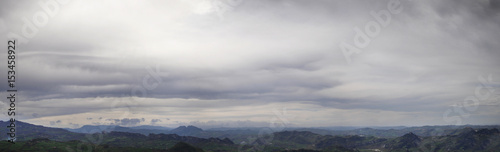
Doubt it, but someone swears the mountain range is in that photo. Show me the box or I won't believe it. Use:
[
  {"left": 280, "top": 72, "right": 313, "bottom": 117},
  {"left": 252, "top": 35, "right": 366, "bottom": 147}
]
[{"left": 1, "top": 121, "right": 500, "bottom": 151}]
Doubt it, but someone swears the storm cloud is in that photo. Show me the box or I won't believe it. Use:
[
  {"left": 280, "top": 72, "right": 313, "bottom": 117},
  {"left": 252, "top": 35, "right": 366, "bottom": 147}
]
[{"left": 0, "top": 0, "right": 499, "bottom": 128}]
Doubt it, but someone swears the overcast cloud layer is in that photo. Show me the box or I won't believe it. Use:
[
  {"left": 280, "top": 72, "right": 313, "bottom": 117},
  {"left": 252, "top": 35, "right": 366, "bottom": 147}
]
[{"left": 1, "top": 0, "right": 500, "bottom": 128}]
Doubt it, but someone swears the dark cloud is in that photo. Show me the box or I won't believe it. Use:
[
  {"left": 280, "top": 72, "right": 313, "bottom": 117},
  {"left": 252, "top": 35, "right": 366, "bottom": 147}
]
[
  {"left": 151, "top": 119, "right": 162, "bottom": 125},
  {"left": 105, "top": 118, "right": 145, "bottom": 126},
  {"left": 0, "top": 0, "right": 498, "bottom": 127},
  {"left": 50, "top": 120, "right": 62, "bottom": 126}
]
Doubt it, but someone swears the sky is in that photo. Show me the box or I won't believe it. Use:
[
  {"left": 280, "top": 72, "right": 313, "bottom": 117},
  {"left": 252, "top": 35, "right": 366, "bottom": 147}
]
[{"left": 0, "top": 0, "right": 499, "bottom": 129}]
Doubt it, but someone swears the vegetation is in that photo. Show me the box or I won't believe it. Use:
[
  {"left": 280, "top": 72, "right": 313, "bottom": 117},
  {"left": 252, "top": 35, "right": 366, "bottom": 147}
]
[{"left": 1, "top": 121, "right": 499, "bottom": 151}]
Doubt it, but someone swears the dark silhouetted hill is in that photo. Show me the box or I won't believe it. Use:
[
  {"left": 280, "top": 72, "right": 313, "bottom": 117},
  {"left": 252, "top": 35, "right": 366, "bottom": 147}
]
[
  {"left": 0, "top": 120, "right": 84, "bottom": 141},
  {"left": 169, "top": 125, "right": 203, "bottom": 136},
  {"left": 166, "top": 142, "right": 204, "bottom": 152}
]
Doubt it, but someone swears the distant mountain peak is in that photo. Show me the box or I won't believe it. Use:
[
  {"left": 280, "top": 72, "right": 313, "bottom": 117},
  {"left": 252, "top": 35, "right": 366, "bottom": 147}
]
[
  {"left": 169, "top": 125, "right": 203, "bottom": 136},
  {"left": 401, "top": 132, "right": 420, "bottom": 141},
  {"left": 385, "top": 132, "right": 422, "bottom": 149},
  {"left": 402, "top": 132, "right": 418, "bottom": 137},
  {"left": 173, "top": 125, "right": 203, "bottom": 131}
]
